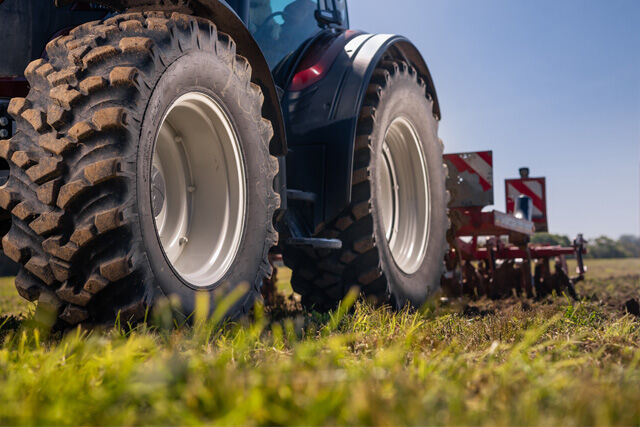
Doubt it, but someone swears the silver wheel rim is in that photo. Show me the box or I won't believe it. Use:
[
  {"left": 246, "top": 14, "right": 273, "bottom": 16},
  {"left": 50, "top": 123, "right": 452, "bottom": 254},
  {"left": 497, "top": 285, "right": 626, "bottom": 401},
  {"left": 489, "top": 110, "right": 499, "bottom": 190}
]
[
  {"left": 377, "top": 117, "right": 430, "bottom": 274},
  {"left": 152, "top": 92, "right": 246, "bottom": 287}
]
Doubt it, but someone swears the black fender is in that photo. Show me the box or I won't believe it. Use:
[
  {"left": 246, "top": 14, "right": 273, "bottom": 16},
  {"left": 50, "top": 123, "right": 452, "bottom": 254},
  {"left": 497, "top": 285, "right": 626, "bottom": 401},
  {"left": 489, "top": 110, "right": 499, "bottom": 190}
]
[
  {"left": 87, "top": 0, "right": 287, "bottom": 155},
  {"left": 283, "top": 31, "right": 440, "bottom": 229}
]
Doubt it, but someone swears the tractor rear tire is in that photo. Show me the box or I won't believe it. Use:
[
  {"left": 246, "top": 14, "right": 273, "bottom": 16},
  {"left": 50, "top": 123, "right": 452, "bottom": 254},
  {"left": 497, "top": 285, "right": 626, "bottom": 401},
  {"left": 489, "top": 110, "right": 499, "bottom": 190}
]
[
  {"left": 284, "top": 62, "right": 448, "bottom": 311},
  {"left": 1, "top": 12, "right": 278, "bottom": 327}
]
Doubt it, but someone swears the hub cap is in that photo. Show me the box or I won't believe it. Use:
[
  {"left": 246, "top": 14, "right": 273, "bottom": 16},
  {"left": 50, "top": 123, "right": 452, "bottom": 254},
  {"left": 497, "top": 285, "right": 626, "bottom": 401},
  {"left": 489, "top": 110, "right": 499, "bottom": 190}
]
[
  {"left": 377, "top": 117, "right": 430, "bottom": 274},
  {"left": 152, "top": 92, "right": 246, "bottom": 287}
]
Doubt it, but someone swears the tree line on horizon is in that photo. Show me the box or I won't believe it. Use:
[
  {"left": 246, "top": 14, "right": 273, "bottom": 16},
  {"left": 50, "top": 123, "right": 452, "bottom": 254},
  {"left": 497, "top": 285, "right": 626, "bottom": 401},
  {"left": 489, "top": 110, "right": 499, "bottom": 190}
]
[{"left": 531, "top": 233, "right": 640, "bottom": 259}]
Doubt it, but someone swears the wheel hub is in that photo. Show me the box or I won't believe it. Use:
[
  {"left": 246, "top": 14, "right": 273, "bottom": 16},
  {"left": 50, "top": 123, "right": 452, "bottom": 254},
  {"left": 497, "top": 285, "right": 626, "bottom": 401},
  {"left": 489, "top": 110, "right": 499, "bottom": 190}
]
[
  {"left": 377, "top": 117, "right": 430, "bottom": 275},
  {"left": 152, "top": 92, "right": 246, "bottom": 287},
  {"left": 151, "top": 165, "right": 166, "bottom": 218}
]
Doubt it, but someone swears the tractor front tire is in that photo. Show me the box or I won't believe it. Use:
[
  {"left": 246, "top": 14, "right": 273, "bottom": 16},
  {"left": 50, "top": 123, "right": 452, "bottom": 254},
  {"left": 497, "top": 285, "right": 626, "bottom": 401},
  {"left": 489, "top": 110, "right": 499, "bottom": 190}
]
[
  {"left": 1, "top": 12, "right": 278, "bottom": 327},
  {"left": 284, "top": 62, "right": 448, "bottom": 311}
]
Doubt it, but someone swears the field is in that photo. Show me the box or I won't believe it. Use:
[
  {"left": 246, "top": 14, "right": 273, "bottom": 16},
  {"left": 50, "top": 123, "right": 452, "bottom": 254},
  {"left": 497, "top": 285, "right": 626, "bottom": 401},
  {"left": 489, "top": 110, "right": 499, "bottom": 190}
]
[{"left": 0, "top": 258, "right": 639, "bottom": 425}]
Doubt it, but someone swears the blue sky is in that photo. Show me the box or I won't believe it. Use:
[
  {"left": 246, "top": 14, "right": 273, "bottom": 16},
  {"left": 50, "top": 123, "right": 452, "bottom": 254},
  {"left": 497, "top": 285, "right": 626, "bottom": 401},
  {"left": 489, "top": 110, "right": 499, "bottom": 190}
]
[{"left": 350, "top": 0, "right": 640, "bottom": 239}]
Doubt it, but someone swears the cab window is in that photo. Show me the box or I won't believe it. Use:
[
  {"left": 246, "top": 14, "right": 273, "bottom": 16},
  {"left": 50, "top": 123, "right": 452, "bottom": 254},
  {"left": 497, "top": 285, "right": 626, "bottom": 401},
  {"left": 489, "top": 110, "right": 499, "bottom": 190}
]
[{"left": 249, "top": 0, "right": 322, "bottom": 69}]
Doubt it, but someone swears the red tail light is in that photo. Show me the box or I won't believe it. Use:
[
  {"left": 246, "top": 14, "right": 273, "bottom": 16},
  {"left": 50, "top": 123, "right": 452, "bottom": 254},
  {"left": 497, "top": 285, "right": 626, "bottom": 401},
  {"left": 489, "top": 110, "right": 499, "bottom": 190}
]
[
  {"left": 290, "top": 65, "right": 325, "bottom": 91},
  {"left": 288, "top": 31, "right": 361, "bottom": 92}
]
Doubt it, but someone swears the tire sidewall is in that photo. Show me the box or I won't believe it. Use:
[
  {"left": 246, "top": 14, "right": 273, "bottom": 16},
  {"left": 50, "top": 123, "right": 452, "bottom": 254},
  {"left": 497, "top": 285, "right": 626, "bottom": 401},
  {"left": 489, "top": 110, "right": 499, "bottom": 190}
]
[
  {"left": 137, "top": 50, "right": 272, "bottom": 314},
  {"left": 368, "top": 76, "right": 447, "bottom": 305}
]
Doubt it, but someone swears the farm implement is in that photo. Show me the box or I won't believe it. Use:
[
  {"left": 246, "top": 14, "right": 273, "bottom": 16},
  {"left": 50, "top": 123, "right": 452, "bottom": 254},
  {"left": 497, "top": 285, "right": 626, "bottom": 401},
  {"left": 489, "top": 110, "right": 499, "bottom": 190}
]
[{"left": 442, "top": 151, "right": 586, "bottom": 300}]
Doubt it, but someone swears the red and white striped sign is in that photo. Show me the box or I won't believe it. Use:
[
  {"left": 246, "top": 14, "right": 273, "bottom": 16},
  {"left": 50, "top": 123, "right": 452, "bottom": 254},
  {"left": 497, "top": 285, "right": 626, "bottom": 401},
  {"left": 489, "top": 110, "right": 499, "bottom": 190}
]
[
  {"left": 444, "top": 151, "right": 494, "bottom": 208},
  {"left": 505, "top": 177, "right": 548, "bottom": 232},
  {"left": 445, "top": 151, "right": 493, "bottom": 191}
]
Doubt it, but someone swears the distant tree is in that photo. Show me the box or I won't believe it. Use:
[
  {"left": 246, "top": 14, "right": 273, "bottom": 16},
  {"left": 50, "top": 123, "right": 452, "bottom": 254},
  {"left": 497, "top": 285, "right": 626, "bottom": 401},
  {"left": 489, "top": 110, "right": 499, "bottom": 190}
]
[
  {"left": 531, "top": 233, "right": 639, "bottom": 259},
  {"left": 618, "top": 235, "right": 640, "bottom": 258},
  {"left": 531, "top": 233, "right": 571, "bottom": 247},
  {"left": 587, "top": 236, "right": 633, "bottom": 259}
]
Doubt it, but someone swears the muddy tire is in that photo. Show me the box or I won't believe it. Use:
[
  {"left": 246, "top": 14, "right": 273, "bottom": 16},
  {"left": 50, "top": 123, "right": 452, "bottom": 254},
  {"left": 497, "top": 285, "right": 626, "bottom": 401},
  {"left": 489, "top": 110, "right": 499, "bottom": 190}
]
[
  {"left": 1, "top": 12, "right": 278, "bottom": 327},
  {"left": 284, "top": 62, "right": 448, "bottom": 311}
]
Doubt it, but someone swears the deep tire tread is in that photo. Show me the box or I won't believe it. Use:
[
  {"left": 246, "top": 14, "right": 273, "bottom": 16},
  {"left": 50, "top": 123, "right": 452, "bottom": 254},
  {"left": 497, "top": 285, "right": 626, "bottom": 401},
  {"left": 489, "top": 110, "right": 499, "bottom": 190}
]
[
  {"left": 3, "top": 12, "right": 278, "bottom": 327},
  {"left": 284, "top": 61, "right": 447, "bottom": 311}
]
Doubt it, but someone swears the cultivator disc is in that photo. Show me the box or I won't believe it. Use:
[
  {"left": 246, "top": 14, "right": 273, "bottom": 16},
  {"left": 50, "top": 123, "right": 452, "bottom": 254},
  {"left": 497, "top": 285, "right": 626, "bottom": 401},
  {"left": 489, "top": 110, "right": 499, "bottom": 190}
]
[{"left": 442, "top": 250, "right": 581, "bottom": 300}]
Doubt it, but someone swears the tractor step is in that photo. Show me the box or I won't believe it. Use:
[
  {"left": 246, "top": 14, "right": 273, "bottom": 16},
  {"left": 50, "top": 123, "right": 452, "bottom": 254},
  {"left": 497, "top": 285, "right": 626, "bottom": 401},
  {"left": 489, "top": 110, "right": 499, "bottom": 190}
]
[
  {"left": 285, "top": 237, "right": 342, "bottom": 250},
  {"left": 286, "top": 189, "right": 317, "bottom": 203}
]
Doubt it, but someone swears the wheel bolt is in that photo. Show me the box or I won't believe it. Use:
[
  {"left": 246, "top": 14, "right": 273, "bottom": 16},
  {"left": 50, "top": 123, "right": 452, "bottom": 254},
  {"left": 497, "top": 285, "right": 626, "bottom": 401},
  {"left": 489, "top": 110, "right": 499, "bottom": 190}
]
[{"left": 179, "top": 237, "right": 188, "bottom": 246}]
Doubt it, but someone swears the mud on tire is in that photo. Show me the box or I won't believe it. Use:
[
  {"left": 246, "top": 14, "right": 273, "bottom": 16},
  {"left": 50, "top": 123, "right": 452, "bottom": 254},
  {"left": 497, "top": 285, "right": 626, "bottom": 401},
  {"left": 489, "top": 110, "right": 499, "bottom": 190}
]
[
  {"left": 283, "top": 61, "right": 448, "bottom": 311},
  {"left": 1, "top": 12, "right": 278, "bottom": 327}
]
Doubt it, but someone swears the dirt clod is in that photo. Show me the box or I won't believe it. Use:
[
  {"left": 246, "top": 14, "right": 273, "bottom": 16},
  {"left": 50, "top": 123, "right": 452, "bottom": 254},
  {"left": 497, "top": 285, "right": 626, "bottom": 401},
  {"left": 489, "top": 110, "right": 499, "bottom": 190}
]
[{"left": 624, "top": 299, "right": 640, "bottom": 316}]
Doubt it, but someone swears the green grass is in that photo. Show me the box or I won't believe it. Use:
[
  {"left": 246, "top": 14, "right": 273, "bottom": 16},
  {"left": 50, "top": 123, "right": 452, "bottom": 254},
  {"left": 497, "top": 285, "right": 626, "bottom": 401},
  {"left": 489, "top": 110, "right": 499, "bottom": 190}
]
[
  {"left": 0, "top": 277, "right": 31, "bottom": 318},
  {"left": 0, "top": 259, "right": 639, "bottom": 425}
]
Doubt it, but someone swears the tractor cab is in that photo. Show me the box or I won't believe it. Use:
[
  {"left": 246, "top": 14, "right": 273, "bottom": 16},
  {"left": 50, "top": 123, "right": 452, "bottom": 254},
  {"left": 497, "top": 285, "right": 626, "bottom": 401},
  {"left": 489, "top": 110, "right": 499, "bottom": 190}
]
[{"left": 248, "top": 0, "right": 349, "bottom": 68}]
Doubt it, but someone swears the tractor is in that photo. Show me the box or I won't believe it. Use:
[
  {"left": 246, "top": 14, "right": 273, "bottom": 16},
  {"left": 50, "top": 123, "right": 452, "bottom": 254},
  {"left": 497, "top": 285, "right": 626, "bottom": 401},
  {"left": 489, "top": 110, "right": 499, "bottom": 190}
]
[{"left": 0, "top": 0, "right": 449, "bottom": 326}]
